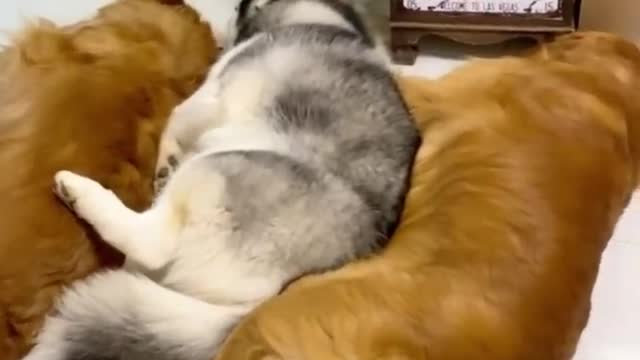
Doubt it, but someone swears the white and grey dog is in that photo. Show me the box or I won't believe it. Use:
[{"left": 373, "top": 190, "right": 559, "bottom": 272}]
[{"left": 24, "top": 1, "right": 420, "bottom": 360}]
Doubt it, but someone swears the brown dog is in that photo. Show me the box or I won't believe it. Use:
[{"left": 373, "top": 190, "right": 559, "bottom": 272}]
[
  {"left": 0, "top": 1, "right": 216, "bottom": 358},
  {"left": 214, "top": 32, "right": 640, "bottom": 360}
]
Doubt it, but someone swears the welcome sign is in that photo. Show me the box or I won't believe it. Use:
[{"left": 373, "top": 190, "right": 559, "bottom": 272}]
[{"left": 402, "top": 0, "right": 561, "bottom": 14}]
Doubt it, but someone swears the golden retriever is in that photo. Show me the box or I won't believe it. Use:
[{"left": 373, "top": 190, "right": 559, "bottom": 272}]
[
  {"left": 214, "top": 32, "right": 640, "bottom": 360},
  {"left": 0, "top": 1, "right": 216, "bottom": 358}
]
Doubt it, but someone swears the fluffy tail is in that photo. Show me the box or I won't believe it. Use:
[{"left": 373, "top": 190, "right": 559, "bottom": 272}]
[{"left": 24, "top": 270, "right": 247, "bottom": 360}]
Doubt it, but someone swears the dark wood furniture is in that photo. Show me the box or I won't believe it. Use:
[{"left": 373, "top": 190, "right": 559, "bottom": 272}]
[{"left": 390, "top": 0, "right": 582, "bottom": 64}]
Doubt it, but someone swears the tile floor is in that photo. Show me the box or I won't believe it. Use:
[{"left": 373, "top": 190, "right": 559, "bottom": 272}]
[{"left": 0, "top": 1, "right": 638, "bottom": 359}]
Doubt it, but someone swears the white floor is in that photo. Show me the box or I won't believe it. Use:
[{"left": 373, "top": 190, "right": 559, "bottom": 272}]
[{"left": 0, "top": 1, "right": 638, "bottom": 359}]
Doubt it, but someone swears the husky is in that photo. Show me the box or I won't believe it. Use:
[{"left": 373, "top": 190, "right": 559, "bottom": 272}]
[{"left": 24, "top": 1, "right": 421, "bottom": 359}]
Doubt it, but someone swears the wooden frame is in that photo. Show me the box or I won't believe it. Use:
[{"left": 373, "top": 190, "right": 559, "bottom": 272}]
[{"left": 390, "top": 0, "right": 580, "bottom": 64}]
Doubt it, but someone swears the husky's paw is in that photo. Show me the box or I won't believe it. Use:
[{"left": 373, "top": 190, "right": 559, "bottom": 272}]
[
  {"left": 53, "top": 171, "right": 104, "bottom": 216},
  {"left": 53, "top": 174, "right": 76, "bottom": 210},
  {"left": 54, "top": 171, "right": 85, "bottom": 210},
  {"left": 154, "top": 137, "right": 183, "bottom": 194}
]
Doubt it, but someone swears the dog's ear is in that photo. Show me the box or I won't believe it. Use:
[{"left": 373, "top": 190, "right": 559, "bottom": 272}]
[
  {"left": 254, "top": 0, "right": 273, "bottom": 10},
  {"left": 237, "top": 0, "right": 255, "bottom": 21},
  {"left": 238, "top": 0, "right": 273, "bottom": 21}
]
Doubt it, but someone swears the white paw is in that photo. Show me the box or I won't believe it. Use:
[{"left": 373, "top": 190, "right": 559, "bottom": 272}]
[
  {"left": 53, "top": 171, "right": 104, "bottom": 218},
  {"left": 53, "top": 171, "right": 89, "bottom": 208}
]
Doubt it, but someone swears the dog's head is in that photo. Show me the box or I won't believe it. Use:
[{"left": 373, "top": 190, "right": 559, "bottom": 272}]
[
  {"left": 82, "top": 0, "right": 218, "bottom": 95},
  {"left": 535, "top": 32, "right": 640, "bottom": 87},
  {"left": 533, "top": 31, "right": 640, "bottom": 188},
  {"left": 231, "top": 0, "right": 372, "bottom": 45}
]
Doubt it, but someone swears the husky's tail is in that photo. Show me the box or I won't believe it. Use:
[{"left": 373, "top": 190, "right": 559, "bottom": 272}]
[{"left": 24, "top": 270, "right": 247, "bottom": 360}]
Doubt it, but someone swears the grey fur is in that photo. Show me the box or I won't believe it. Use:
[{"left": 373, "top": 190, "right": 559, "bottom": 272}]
[
  {"left": 230, "top": 24, "right": 419, "bottom": 240},
  {"left": 205, "top": 150, "right": 379, "bottom": 271},
  {"left": 26, "top": 1, "right": 420, "bottom": 360}
]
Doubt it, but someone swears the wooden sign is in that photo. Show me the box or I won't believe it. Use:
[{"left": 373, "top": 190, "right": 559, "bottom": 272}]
[
  {"left": 390, "top": 0, "right": 579, "bottom": 65},
  {"left": 402, "top": 0, "right": 561, "bottom": 15}
]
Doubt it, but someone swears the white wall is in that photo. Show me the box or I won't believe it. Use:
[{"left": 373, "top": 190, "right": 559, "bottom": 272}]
[
  {"left": 0, "top": 0, "right": 112, "bottom": 44},
  {"left": 0, "top": 0, "right": 235, "bottom": 45},
  {"left": 581, "top": 0, "right": 640, "bottom": 42}
]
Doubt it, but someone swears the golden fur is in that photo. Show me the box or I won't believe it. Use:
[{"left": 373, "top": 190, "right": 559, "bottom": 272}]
[
  {"left": 214, "top": 32, "right": 640, "bottom": 360},
  {"left": 0, "top": 1, "right": 216, "bottom": 358}
]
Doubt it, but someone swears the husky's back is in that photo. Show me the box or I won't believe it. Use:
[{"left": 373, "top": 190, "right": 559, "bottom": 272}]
[{"left": 214, "top": 0, "right": 420, "bottom": 242}]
